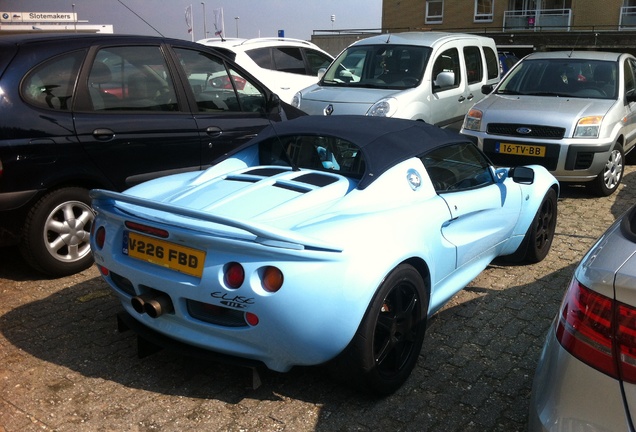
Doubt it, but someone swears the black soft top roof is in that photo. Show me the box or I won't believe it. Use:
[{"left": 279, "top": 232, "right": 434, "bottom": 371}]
[{"left": 239, "top": 115, "right": 472, "bottom": 189}]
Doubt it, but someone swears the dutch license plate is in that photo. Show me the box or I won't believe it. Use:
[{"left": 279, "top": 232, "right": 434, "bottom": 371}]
[
  {"left": 496, "top": 142, "right": 546, "bottom": 157},
  {"left": 123, "top": 231, "right": 206, "bottom": 278}
]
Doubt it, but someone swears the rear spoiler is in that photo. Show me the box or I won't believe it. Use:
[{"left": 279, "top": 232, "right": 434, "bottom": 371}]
[{"left": 90, "top": 189, "right": 343, "bottom": 253}]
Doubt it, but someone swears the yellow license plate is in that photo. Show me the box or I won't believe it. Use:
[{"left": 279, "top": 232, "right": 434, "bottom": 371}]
[
  {"left": 496, "top": 142, "right": 546, "bottom": 157},
  {"left": 123, "top": 231, "right": 206, "bottom": 278}
]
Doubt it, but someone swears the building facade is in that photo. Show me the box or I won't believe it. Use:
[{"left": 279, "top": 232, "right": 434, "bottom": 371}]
[{"left": 379, "top": 0, "right": 636, "bottom": 55}]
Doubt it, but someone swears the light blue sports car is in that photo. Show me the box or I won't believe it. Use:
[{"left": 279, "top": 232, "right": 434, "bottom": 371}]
[{"left": 90, "top": 115, "right": 559, "bottom": 395}]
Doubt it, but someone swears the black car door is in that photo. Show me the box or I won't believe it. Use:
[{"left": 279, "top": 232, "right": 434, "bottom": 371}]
[
  {"left": 73, "top": 44, "right": 201, "bottom": 190},
  {"left": 170, "top": 47, "right": 276, "bottom": 165}
]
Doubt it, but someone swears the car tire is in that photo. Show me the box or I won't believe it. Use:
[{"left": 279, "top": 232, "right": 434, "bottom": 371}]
[
  {"left": 19, "top": 187, "right": 95, "bottom": 277},
  {"left": 503, "top": 188, "right": 557, "bottom": 264},
  {"left": 590, "top": 142, "right": 624, "bottom": 196},
  {"left": 330, "top": 264, "right": 429, "bottom": 396}
]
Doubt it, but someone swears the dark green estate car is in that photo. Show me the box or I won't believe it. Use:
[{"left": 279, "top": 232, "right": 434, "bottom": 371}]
[{"left": 0, "top": 33, "right": 303, "bottom": 276}]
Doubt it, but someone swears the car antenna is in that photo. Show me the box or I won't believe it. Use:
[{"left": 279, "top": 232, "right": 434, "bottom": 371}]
[
  {"left": 385, "top": 33, "right": 392, "bottom": 44},
  {"left": 116, "top": 0, "right": 164, "bottom": 37}
]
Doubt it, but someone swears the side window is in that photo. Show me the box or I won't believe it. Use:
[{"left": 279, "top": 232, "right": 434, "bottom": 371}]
[
  {"left": 89, "top": 46, "right": 178, "bottom": 112},
  {"left": 175, "top": 48, "right": 266, "bottom": 113},
  {"left": 246, "top": 47, "right": 273, "bottom": 69},
  {"left": 305, "top": 49, "right": 333, "bottom": 75},
  {"left": 625, "top": 59, "right": 636, "bottom": 97},
  {"left": 464, "top": 46, "right": 483, "bottom": 84},
  {"left": 272, "top": 47, "right": 305, "bottom": 74},
  {"left": 22, "top": 51, "right": 84, "bottom": 111},
  {"left": 422, "top": 143, "right": 493, "bottom": 193},
  {"left": 432, "top": 48, "right": 461, "bottom": 93},
  {"left": 484, "top": 47, "right": 499, "bottom": 79}
]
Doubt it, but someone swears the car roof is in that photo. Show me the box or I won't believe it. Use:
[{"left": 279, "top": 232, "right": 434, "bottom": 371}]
[
  {"left": 234, "top": 115, "right": 472, "bottom": 189},
  {"left": 524, "top": 50, "right": 628, "bottom": 61},
  {"left": 198, "top": 37, "right": 327, "bottom": 52},
  {"left": 0, "top": 32, "right": 203, "bottom": 49},
  {"left": 351, "top": 31, "right": 494, "bottom": 47}
]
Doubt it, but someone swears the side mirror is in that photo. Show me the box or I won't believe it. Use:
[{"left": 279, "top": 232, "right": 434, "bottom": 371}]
[
  {"left": 434, "top": 71, "right": 455, "bottom": 88},
  {"left": 318, "top": 67, "right": 327, "bottom": 80},
  {"left": 267, "top": 92, "right": 281, "bottom": 112},
  {"left": 510, "top": 166, "right": 535, "bottom": 185},
  {"left": 481, "top": 84, "right": 494, "bottom": 95},
  {"left": 626, "top": 90, "right": 636, "bottom": 104}
]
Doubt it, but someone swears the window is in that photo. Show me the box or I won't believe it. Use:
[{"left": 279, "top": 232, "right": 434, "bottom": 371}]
[
  {"left": 432, "top": 48, "right": 461, "bottom": 92},
  {"left": 22, "top": 51, "right": 84, "bottom": 111},
  {"left": 625, "top": 59, "right": 636, "bottom": 97},
  {"left": 247, "top": 47, "right": 273, "bottom": 69},
  {"left": 305, "top": 49, "right": 333, "bottom": 75},
  {"left": 484, "top": 47, "right": 499, "bottom": 79},
  {"left": 88, "top": 46, "right": 178, "bottom": 112},
  {"left": 475, "top": 0, "right": 494, "bottom": 22},
  {"left": 175, "top": 48, "right": 266, "bottom": 113},
  {"left": 272, "top": 47, "right": 306, "bottom": 74},
  {"left": 258, "top": 135, "right": 365, "bottom": 178},
  {"left": 464, "top": 46, "right": 484, "bottom": 84},
  {"left": 426, "top": 0, "right": 444, "bottom": 24},
  {"left": 422, "top": 143, "right": 494, "bottom": 193}
]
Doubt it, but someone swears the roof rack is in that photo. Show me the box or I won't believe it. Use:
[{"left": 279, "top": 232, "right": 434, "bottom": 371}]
[{"left": 236, "top": 37, "right": 314, "bottom": 47}]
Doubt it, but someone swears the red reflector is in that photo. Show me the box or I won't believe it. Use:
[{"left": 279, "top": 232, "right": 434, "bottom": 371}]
[
  {"left": 125, "top": 221, "right": 169, "bottom": 238},
  {"left": 97, "top": 265, "right": 109, "bottom": 276},
  {"left": 556, "top": 278, "right": 618, "bottom": 379},
  {"left": 225, "top": 262, "right": 245, "bottom": 289},
  {"left": 245, "top": 312, "right": 259, "bottom": 326},
  {"left": 95, "top": 226, "right": 106, "bottom": 249}
]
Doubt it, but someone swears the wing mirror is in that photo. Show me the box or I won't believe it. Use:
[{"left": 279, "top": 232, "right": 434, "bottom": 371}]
[
  {"left": 510, "top": 166, "right": 535, "bottom": 185},
  {"left": 481, "top": 84, "right": 494, "bottom": 95}
]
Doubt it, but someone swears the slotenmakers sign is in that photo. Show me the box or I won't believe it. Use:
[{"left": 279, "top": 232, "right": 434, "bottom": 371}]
[{"left": 0, "top": 12, "right": 77, "bottom": 23}]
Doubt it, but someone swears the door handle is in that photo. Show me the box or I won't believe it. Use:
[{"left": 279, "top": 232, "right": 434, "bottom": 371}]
[
  {"left": 467, "top": 93, "right": 474, "bottom": 100},
  {"left": 458, "top": 96, "right": 466, "bottom": 102},
  {"left": 92, "top": 128, "right": 115, "bottom": 141},
  {"left": 206, "top": 126, "right": 223, "bottom": 138}
]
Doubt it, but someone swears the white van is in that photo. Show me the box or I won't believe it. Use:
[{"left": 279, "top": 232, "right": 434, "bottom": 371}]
[{"left": 291, "top": 32, "right": 499, "bottom": 129}]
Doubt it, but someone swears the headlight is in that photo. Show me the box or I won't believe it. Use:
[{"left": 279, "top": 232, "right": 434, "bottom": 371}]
[
  {"left": 291, "top": 92, "right": 301, "bottom": 108},
  {"left": 367, "top": 97, "right": 398, "bottom": 117},
  {"left": 574, "top": 116, "right": 603, "bottom": 138},
  {"left": 463, "top": 108, "right": 483, "bottom": 131}
]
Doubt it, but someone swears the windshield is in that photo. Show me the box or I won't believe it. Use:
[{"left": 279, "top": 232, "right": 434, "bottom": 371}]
[
  {"left": 258, "top": 134, "right": 365, "bottom": 178},
  {"left": 496, "top": 58, "right": 617, "bottom": 99},
  {"left": 320, "top": 44, "right": 432, "bottom": 89}
]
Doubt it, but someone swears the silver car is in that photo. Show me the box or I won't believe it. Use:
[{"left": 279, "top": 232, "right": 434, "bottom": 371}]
[
  {"left": 529, "top": 203, "right": 636, "bottom": 431},
  {"left": 462, "top": 51, "right": 636, "bottom": 196}
]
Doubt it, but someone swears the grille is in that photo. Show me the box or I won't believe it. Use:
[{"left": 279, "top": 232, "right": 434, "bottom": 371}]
[{"left": 487, "top": 123, "right": 565, "bottom": 139}]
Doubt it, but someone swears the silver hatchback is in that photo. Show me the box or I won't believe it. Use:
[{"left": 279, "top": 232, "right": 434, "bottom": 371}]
[
  {"left": 529, "top": 203, "right": 636, "bottom": 430},
  {"left": 462, "top": 51, "right": 636, "bottom": 196}
]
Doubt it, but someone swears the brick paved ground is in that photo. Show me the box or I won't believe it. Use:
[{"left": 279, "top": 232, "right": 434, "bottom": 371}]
[{"left": 1, "top": 166, "right": 635, "bottom": 432}]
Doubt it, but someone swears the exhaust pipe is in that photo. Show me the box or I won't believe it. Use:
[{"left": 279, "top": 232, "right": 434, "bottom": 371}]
[
  {"left": 143, "top": 293, "right": 174, "bottom": 318},
  {"left": 131, "top": 293, "right": 155, "bottom": 314}
]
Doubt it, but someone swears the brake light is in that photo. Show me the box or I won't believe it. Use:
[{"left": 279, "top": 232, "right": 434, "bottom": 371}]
[
  {"left": 556, "top": 277, "right": 636, "bottom": 382},
  {"left": 224, "top": 262, "right": 245, "bottom": 288},
  {"left": 125, "top": 221, "right": 169, "bottom": 238}
]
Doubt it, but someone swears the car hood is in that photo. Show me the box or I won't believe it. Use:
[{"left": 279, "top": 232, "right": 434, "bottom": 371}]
[
  {"left": 299, "top": 85, "right": 399, "bottom": 115},
  {"left": 477, "top": 94, "right": 615, "bottom": 127}
]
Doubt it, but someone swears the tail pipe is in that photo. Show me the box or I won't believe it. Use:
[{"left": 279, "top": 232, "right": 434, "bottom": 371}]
[{"left": 131, "top": 292, "right": 174, "bottom": 318}]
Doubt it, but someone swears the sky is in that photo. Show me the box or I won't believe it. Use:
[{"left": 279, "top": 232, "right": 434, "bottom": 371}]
[{"left": 2, "top": 0, "right": 383, "bottom": 41}]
